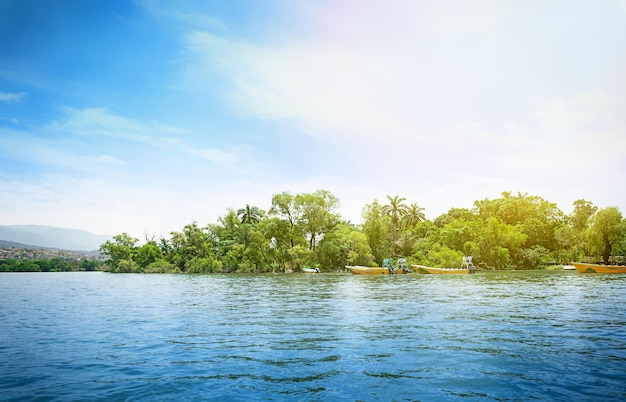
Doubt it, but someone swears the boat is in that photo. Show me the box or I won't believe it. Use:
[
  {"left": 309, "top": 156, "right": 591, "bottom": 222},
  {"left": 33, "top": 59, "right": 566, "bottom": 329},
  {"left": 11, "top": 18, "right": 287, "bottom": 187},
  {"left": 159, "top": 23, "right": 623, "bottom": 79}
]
[
  {"left": 346, "top": 265, "right": 395, "bottom": 275},
  {"left": 346, "top": 258, "right": 411, "bottom": 275},
  {"left": 411, "top": 256, "right": 476, "bottom": 275},
  {"left": 302, "top": 267, "right": 321, "bottom": 274},
  {"left": 572, "top": 262, "right": 626, "bottom": 274},
  {"left": 412, "top": 266, "right": 475, "bottom": 274}
]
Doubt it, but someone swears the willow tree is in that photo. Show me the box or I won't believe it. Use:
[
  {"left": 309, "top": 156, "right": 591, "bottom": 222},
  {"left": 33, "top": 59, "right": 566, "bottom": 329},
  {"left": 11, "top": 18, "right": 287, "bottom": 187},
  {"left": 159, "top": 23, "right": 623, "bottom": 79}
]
[
  {"left": 168, "top": 222, "right": 220, "bottom": 272},
  {"left": 362, "top": 200, "right": 392, "bottom": 263},
  {"left": 296, "top": 189, "right": 339, "bottom": 251},
  {"left": 270, "top": 192, "right": 303, "bottom": 249},
  {"left": 588, "top": 207, "right": 623, "bottom": 264}
]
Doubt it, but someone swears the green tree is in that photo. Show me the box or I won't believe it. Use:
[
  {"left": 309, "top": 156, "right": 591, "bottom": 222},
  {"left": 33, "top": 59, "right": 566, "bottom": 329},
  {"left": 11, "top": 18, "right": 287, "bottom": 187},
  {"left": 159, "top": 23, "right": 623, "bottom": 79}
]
[
  {"left": 402, "top": 203, "right": 426, "bottom": 229},
  {"left": 135, "top": 241, "right": 164, "bottom": 268},
  {"left": 425, "top": 243, "right": 464, "bottom": 268},
  {"left": 316, "top": 222, "right": 374, "bottom": 269},
  {"left": 79, "top": 259, "right": 101, "bottom": 271},
  {"left": 270, "top": 192, "right": 304, "bottom": 249},
  {"left": 244, "top": 223, "right": 275, "bottom": 272},
  {"left": 567, "top": 199, "right": 598, "bottom": 258},
  {"left": 237, "top": 204, "right": 264, "bottom": 224},
  {"left": 213, "top": 209, "right": 274, "bottom": 273},
  {"left": 297, "top": 189, "right": 339, "bottom": 251},
  {"left": 433, "top": 208, "right": 475, "bottom": 228},
  {"left": 168, "top": 222, "right": 217, "bottom": 271},
  {"left": 382, "top": 195, "right": 408, "bottom": 251},
  {"left": 588, "top": 206, "right": 623, "bottom": 264},
  {"left": 613, "top": 217, "right": 626, "bottom": 257},
  {"left": 571, "top": 199, "right": 598, "bottom": 230},
  {"left": 477, "top": 217, "right": 527, "bottom": 269},
  {"left": 100, "top": 233, "right": 139, "bottom": 272},
  {"left": 362, "top": 200, "right": 392, "bottom": 262},
  {"left": 473, "top": 192, "right": 567, "bottom": 266}
]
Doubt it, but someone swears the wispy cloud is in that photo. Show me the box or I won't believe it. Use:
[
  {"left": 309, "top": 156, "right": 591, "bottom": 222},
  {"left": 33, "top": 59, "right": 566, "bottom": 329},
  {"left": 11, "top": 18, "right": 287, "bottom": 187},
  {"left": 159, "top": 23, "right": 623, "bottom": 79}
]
[
  {"left": 0, "top": 92, "right": 27, "bottom": 102},
  {"left": 186, "top": 145, "right": 251, "bottom": 168},
  {"left": 183, "top": 31, "right": 406, "bottom": 142},
  {"left": 426, "top": 0, "right": 512, "bottom": 34},
  {"left": 47, "top": 107, "right": 191, "bottom": 146},
  {"left": 1, "top": 1, "right": 624, "bottom": 237},
  {"left": 90, "top": 155, "right": 126, "bottom": 166},
  {"left": 1, "top": 107, "right": 263, "bottom": 177},
  {"left": 137, "top": 0, "right": 228, "bottom": 31}
]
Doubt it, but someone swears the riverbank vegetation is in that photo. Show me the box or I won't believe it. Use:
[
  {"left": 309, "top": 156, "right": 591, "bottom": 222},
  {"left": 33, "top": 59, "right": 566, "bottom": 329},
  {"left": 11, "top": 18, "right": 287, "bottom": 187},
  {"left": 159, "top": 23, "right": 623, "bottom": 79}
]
[
  {"left": 0, "top": 258, "right": 102, "bottom": 272},
  {"left": 99, "top": 190, "right": 626, "bottom": 273}
]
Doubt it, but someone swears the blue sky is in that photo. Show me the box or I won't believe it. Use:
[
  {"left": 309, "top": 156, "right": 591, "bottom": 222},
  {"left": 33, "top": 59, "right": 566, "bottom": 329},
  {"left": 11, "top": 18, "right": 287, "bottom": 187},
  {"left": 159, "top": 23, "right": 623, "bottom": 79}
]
[{"left": 1, "top": 0, "right": 625, "bottom": 238}]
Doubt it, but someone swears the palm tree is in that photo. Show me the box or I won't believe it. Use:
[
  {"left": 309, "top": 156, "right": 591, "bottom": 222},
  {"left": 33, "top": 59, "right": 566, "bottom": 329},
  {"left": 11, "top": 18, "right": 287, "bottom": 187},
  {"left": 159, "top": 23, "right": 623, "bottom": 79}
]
[
  {"left": 382, "top": 195, "right": 408, "bottom": 252},
  {"left": 403, "top": 203, "right": 426, "bottom": 229},
  {"left": 237, "top": 204, "right": 264, "bottom": 224}
]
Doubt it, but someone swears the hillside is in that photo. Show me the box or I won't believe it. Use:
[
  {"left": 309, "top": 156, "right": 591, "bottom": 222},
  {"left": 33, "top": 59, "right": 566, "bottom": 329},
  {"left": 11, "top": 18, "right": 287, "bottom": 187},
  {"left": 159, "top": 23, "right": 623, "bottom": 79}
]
[{"left": 0, "top": 225, "right": 112, "bottom": 251}]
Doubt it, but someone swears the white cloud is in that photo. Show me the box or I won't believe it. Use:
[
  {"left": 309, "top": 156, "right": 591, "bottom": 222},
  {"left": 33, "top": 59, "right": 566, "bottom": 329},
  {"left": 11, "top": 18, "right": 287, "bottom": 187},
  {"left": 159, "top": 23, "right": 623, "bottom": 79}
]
[
  {"left": 507, "top": 89, "right": 626, "bottom": 172},
  {"left": 3, "top": 1, "right": 625, "bottom": 238},
  {"left": 90, "top": 155, "right": 125, "bottom": 166},
  {"left": 186, "top": 145, "right": 254, "bottom": 168},
  {"left": 47, "top": 107, "right": 191, "bottom": 145},
  {"left": 184, "top": 31, "right": 404, "bottom": 141},
  {"left": 426, "top": 0, "right": 512, "bottom": 34},
  {"left": 0, "top": 92, "right": 26, "bottom": 101},
  {"left": 1, "top": 108, "right": 260, "bottom": 179}
]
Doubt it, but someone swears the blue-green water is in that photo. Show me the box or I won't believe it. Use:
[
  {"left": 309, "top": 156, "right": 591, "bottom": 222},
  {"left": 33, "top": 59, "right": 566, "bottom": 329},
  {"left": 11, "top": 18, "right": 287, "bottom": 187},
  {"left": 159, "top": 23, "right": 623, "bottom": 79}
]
[{"left": 1, "top": 271, "right": 625, "bottom": 401}]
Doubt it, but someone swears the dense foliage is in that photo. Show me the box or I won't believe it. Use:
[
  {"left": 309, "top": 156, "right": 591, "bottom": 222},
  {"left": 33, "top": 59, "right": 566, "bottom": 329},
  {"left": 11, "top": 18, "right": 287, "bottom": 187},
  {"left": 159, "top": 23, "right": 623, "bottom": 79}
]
[
  {"left": 99, "top": 190, "right": 626, "bottom": 273},
  {"left": 0, "top": 258, "right": 102, "bottom": 272}
]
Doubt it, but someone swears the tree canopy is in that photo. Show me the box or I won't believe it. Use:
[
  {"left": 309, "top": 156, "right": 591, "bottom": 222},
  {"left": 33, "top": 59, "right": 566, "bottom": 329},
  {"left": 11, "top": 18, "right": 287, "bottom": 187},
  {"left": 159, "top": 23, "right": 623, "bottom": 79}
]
[{"left": 99, "top": 190, "right": 626, "bottom": 273}]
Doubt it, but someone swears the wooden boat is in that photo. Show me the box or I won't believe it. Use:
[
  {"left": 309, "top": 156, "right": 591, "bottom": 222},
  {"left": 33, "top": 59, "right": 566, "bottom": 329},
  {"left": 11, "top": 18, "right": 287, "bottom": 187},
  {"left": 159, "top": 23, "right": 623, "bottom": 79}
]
[
  {"left": 346, "top": 258, "right": 411, "bottom": 275},
  {"left": 411, "top": 256, "right": 476, "bottom": 275},
  {"left": 302, "top": 267, "right": 321, "bottom": 274},
  {"left": 411, "top": 266, "right": 473, "bottom": 274},
  {"left": 572, "top": 262, "right": 626, "bottom": 274},
  {"left": 411, "top": 265, "right": 476, "bottom": 274},
  {"left": 346, "top": 265, "right": 398, "bottom": 275}
]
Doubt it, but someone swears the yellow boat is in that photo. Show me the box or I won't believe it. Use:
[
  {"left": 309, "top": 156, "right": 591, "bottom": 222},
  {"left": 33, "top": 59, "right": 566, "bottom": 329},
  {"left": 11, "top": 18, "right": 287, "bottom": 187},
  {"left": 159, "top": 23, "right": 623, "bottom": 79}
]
[
  {"left": 411, "top": 256, "right": 476, "bottom": 275},
  {"left": 346, "top": 265, "right": 397, "bottom": 275},
  {"left": 346, "top": 258, "right": 411, "bottom": 275},
  {"left": 572, "top": 262, "right": 626, "bottom": 274},
  {"left": 411, "top": 266, "right": 474, "bottom": 274}
]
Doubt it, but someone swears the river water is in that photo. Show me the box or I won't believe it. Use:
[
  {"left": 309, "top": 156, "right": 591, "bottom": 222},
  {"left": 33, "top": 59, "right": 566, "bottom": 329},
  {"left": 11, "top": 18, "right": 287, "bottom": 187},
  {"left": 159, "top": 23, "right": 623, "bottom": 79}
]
[{"left": 1, "top": 271, "right": 625, "bottom": 401}]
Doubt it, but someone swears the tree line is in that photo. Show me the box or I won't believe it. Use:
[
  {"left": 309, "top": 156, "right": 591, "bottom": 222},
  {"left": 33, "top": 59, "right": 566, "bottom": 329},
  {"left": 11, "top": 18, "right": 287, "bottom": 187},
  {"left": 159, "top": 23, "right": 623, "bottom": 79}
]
[
  {"left": 0, "top": 258, "right": 102, "bottom": 272},
  {"left": 99, "top": 190, "right": 626, "bottom": 273}
]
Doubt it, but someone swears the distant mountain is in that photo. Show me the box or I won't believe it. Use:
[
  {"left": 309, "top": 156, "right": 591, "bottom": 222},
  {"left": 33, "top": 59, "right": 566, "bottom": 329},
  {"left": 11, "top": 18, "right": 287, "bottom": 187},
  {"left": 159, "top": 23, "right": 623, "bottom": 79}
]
[
  {"left": 0, "top": 239, "right": 57, "bottom": 249},
  {"left": 0, "top": 225, "right": 112, "bottom": 251}
]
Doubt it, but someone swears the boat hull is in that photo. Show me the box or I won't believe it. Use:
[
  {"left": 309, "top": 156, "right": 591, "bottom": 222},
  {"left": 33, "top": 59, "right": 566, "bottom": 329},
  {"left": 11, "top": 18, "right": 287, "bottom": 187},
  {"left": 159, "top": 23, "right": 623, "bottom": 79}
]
[
  {"left": 346, "top": 266, "right": 406, "bottom": 275},
  {"left": 411, "top": 265, "right": 472, "bottom": 274},
  {"left": 572, "top": 262, "right": 626, "bottom": 274},
  {"left": 302, "top": 268, "right": 320, "bottom": 274}
]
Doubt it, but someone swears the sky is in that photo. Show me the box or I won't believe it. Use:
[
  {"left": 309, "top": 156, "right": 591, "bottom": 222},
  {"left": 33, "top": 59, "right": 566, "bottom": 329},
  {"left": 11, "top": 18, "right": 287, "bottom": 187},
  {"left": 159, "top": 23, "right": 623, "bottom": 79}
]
[{"left": 1, "top": 0, "right": 625, "bottom": 239}]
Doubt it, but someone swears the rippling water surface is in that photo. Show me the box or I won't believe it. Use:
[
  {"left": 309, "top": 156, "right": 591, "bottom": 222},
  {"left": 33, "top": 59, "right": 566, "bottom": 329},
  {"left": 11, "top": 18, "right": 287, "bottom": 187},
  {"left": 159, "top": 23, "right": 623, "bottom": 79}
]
[{"left": 1, "top": 271, "right": 625, "bottom": 401}]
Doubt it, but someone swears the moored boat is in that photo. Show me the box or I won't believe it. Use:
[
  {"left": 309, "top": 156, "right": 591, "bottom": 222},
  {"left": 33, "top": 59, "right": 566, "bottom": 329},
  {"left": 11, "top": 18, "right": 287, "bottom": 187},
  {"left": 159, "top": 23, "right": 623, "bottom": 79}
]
[
  {"left": 346, "top": 265, "right": 395, "bottom": 275},
  {"left": 572, "top": 262, "right": 626, "bottom": 274},
  {"left": 411, "top": 256, "right": 476, "bottom": 275},
  {"left": 302, "top": 267, "right": 321, "bottom": 274},
  {"left": 412, "top": 266, "right": 474, "bottom": 274},
  {"left": 346, "top": 258, "right": 411, "bottom": 275}
]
